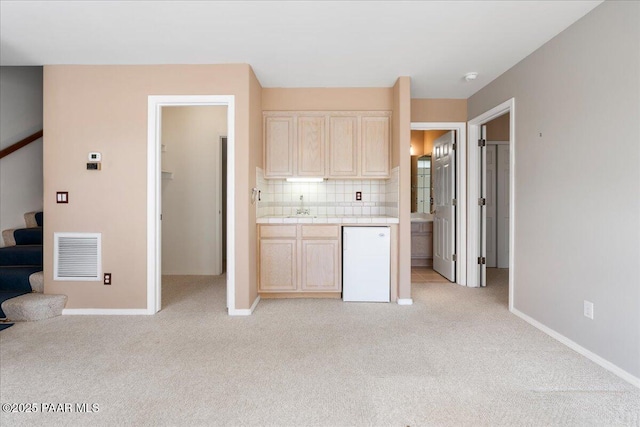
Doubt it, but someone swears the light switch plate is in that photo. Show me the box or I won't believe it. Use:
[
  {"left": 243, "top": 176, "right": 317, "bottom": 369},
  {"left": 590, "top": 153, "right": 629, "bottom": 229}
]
[{"left": 56, "top": 192, "right": 68, "bottom": 204}]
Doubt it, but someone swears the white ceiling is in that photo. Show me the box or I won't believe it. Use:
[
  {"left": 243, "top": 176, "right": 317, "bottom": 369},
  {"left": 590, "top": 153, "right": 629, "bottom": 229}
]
[{"left": 0, "top": 0, "right": 602, "bottom": 98}]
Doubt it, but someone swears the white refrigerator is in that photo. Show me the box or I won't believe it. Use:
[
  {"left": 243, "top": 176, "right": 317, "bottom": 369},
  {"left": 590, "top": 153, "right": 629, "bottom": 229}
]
[{"left": 342, "top": 227, "right": 391, "bottom": 302}]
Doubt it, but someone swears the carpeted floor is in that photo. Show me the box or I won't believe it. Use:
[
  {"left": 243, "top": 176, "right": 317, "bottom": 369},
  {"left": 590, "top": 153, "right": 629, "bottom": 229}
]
[{"left": 1, "top": 270, "right": 638, "bottom": 426}]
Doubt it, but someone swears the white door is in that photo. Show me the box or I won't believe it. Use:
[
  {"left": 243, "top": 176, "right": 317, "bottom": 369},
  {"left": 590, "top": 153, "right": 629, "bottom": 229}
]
[
  {"left": 497, "top": 145, "right": 510, "bottom": 268},
  {"left": 433, "top": 131, "right": 456, "bottom": 282},
  {"left": 485, "top": 145, "right": 497, "bottom": 268}
]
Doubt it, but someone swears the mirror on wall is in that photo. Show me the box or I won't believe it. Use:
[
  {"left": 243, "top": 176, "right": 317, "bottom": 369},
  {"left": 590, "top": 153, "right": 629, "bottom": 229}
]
[
  {"left": 411, "top": 129, "right": 448, "bottom": 213},
  {"left": 411, "top": 156, "right": 431, "bottom": 213}
]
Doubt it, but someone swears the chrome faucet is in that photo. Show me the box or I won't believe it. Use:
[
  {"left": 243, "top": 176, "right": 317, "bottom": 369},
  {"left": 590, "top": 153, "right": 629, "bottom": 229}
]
[{"left": 296, "top": 195, "right": 310, "bottom": 215}]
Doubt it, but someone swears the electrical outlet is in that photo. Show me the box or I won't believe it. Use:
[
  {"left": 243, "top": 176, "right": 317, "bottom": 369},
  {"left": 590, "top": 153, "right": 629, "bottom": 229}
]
[
  {"left": 355, "top": 191, "right": 362, "bottom": 201},
  {"left": 583, "top": 300, "right": 594, "bottom": 320},
  {"left": 104, "top": 273, "right": 112, "bottom": 285}
]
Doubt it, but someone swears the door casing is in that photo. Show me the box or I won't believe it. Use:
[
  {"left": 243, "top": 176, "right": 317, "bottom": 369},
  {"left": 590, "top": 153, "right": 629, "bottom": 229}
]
[
  {"left": 147, "top": 95, "right": 237, "bottom": 315},
  {"left": 410, "top": 122, "right": 467, "bottom": 286},
  {"left": 467, "top": 98, "right": 515, "bottom": 311}
]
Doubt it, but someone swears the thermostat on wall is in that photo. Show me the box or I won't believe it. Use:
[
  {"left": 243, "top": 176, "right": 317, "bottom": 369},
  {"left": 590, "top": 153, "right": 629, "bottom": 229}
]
[{"left": 88, "top": 152, "right": 102, "bottom": 161}]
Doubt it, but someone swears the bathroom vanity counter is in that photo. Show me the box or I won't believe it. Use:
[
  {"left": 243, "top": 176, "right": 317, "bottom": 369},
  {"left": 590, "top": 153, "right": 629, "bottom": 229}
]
[{"left": 410, "top": 213, "right": 434, "bottom": 223}]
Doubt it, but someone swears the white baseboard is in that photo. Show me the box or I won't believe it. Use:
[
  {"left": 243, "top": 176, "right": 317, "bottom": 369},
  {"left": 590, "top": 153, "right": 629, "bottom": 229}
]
[
  {"left": 397, "top": 298, "right": 413, "bottom": 306},
  {"left": 229, "top": 295, "right": 260, "bottom": 316},
  {"left": 63, "top": 308, "right": 152, "bottom": 315},
  {"left": 511, "top": 307, "right": 640, "bottom": 389}
]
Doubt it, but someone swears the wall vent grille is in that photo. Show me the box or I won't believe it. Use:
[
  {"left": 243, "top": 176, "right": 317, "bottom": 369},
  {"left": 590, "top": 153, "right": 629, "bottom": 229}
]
[{"left": 54, "top": 232, "right": 102, "bottom": 281}]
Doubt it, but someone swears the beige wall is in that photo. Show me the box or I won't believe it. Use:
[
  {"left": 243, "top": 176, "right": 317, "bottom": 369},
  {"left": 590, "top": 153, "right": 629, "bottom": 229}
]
[
  {"left": 262, "top": 88, "right": 393, "bottom": 111},
  {"left": 161, "top": 106, "right": 227, "bottom": 275},
  {"left": 392, "top": 77, "right": 412, "bottom": 301},
  {"left": 486, "top": 113, "right": 510, "bottom": 141},
  {"left": 43, "top": 64, "right": 257, "bottom": 310},
  {"left": 411, "top": 98, "right": 467, "bottom": 122},
  {"left": 468, "top": 1, "right": 640, "bottom": 378}
]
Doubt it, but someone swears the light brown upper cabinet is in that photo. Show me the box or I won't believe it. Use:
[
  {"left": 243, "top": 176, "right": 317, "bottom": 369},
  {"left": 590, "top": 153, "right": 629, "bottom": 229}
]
[
  {"left": 263, "top": 111, "right": 391, "bottom": 179},
  {"left": 361, "top": 116, "right": 391, "bottom": 177},
  {"left": 297, "top": 115, "right": 326, "bottom": 176},
  {"left": 264, "top": 116, "right": 295, "bottom": 178},
  {"left": 328, "top": 115, "right": 359, "bottom": 177}
]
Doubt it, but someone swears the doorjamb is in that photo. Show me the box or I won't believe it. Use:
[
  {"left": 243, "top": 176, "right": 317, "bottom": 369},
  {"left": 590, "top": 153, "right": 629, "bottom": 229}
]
[
  {"left": 410, "top": 122, "right": 467, "bottom": 286},
  {"left": 467, "top": 98, "right": 515, "bottom": 311},
  {"left": 147, "top": 95, "right": 236, "bottom": 315}
]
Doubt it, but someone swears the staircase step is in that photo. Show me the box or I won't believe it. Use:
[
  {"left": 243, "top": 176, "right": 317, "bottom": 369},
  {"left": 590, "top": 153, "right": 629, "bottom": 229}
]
[
  {"left": 24, "top": 211, "right": 43, "bottom": 228},
  {"left": 0, "top": 266, "right": 42, "bottom": 292},
  {"left": 1, "top": 293, "right": 67, "bottom": 321},
  {"left": 29, "top": 271, "right": 44, "bottom": 293},
  {"left": 2, "top": 227, "right": 43, "bottom": 246},
  {"left": 0, "top": 245, "right": 43, "bottom": 267},
  {"left": 0, "top": 291, "right": 31, "bottom": 318}
]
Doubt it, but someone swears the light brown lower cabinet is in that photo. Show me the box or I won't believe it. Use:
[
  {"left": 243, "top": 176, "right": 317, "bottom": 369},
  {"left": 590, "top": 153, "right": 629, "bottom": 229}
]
[
  {"left": 258, "top": 225, "right": 341, "bottom": 295},
  {"left": 259, "top": 239, "right": 297, "bottom": 291}
]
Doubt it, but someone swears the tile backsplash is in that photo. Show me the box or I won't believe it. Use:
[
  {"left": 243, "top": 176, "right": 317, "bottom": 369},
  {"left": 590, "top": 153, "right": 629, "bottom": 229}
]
[{"left": 257, "top": 167, "right": 399, "bottom": 217}]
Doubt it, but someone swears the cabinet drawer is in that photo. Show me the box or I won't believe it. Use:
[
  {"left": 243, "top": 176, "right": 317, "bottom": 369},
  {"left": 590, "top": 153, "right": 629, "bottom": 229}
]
[
  {"left": 260, "top": 225, "right": 297, "bottom": 239},
  {"left": 301, "top": 225, "right": 339, "bottom": 239}
]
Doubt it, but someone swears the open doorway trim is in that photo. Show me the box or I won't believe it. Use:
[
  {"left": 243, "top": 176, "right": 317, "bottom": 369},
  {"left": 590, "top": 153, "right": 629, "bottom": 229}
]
[
  {"left": 147, "top": 95, "right": 236, "bottom": 315},
  {"left": 410, "top": 122, "right": 467, "bottom": 286},
  {"left": 467, "top": 98, "right": 515, "bottom": 310}
]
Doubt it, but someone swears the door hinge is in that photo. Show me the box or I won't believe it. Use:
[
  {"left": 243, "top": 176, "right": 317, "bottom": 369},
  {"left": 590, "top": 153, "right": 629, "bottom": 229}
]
[
  {"left": 478, "top": 139, "right": 486, "bottom": 147},
  {"left": 478, "top": 198, "right": 486, "bottom": 206},
  {"left": 452, "top": 254, "right": 457, "bottom": 262},
  {"left": 477, "top": 257, "right": 486, "bottom": 265},
  {"left": 452, "top": 198, "right": 457, "bottom": 206},
  {"left": 452, "top": 143, "right": 457, "bottom": 150}
]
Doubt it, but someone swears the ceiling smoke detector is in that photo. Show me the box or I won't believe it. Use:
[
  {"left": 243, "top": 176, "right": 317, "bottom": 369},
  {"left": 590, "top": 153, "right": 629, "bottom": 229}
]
[{"left": 464, "top": 72, "right": 478, "bottom": 82}]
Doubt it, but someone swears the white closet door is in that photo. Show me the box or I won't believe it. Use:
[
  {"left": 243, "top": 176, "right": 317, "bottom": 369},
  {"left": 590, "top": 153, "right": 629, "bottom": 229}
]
[
  {"left": 485, "top": 145, "right": 497, "bottom": 268},
  {"left": 497, "top": 145, "right": 510, "bottom": 268}
]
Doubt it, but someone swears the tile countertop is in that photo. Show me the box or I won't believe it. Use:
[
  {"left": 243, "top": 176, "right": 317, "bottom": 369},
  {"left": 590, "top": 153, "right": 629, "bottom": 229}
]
[{"left": 257, "top": 215, "right": 399, "bottom": 224}]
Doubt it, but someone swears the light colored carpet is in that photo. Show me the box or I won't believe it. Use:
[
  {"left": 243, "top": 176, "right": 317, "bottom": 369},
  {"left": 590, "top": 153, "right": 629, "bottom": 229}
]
[{"left": 1, "top": 271, "right": 638, "bottom": 426}]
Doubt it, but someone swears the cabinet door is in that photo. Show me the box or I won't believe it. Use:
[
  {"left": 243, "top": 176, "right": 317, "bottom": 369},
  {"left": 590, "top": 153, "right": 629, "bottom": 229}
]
[
  {"left": 328, "top": 116, "right": 358, "bottom": 177},
  {"left": 259, "top": 239, "right": 297, "bottom": 291},
  {"left": 264, "top": 116, "right": 295, "bottom": 178},
  {"left": 301, "top": 240, "right": 340, "bottom": 292},
  {"left": 361, "top": 116, "right": 390, "bottom": 177},
  {"left": 297, "top": 116, "right": 325, "bottom": 176},
  {"left": 411, "top": 229, "right": 433, "bottom": 258}
]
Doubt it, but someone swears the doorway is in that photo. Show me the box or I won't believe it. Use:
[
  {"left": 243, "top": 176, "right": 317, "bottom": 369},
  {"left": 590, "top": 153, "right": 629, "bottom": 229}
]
[
  {"left": 485, "top": 138, "right": 510, "bottom": 269},
  {"left": 160, "top": 106, "right": 226, "bottom": 277},
  {"left": 410, "top": 122, "right": 467, "bottom": 286},
  {"left": 147, "top": 95, "right": 237, "bottom": 315},
  {"left": 467, "top": 98, "right": 515, "bottom": 310}
]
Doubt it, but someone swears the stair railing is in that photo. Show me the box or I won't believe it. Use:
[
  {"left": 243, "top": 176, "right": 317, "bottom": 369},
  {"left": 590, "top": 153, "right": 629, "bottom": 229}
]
[{"left": 0, "top": 130, "right": 43, "bottom": 160}]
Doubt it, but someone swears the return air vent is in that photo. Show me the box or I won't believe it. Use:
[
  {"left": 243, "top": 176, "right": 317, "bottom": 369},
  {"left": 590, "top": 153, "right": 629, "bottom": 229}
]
[{"left": 54, "top": 232, "right": 102, "bottom": 281}]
